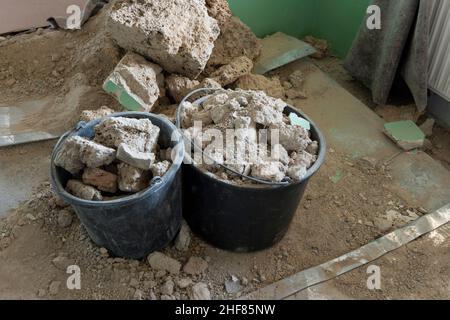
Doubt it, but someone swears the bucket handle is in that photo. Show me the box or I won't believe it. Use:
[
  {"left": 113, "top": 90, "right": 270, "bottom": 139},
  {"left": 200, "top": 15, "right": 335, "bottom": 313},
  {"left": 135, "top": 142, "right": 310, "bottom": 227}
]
[{"left": 176, "top": 88, "right": 290, "bottom": 186}]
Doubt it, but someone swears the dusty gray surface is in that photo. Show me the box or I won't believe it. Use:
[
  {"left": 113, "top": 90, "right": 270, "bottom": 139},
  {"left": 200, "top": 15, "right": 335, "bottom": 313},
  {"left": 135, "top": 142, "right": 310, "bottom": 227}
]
[{"left": 0, "top": 140, "right": 55, "bottom": 217}]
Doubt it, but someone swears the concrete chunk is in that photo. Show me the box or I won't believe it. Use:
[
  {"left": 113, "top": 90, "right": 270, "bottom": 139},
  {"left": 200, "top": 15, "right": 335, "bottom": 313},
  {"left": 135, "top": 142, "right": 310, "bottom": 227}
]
[
  {"left": 103, "top": 52, "right": 163, "bottom": 112},
  {"left": 117, "top": 163, "right": 150, "bottom": 193},
  {"left": 66, "top": 179, "right": 103, "bottom": 201},
  {"left": 210, "top": 56, "right": 253, "bottom": 86},
  {"left": 106, "top": 0, "right": 220, "bottom": 78},
  {"left": 147, "top": 252, "right": 181, "bottom": 275},
  {"left": 165, "top": 74, "right": 200, "bottom": 103},
  {"left": 205, "top": 0, "right": 232, "bottom": 28},
  {"left": 273, "top": 122, "right": 312, "bottom": 152},
  {"left": 79, "top": 139, "right": 117, "bottom": 169},
  {"left": 208, "top": 16, "right": 261, "bottom": 68},
  {"left": 82, "top": 168, "right": 118, "bottom": 193},
  {"left": 251, "top": 161, "right": 286, "bottom": 182},
  {"left": 54, "top": 136, "right": 85, "bottom": 175},
  {"left": 54, "top": 136, "right": 116, "bottom": 174},
  {"left": 94, "top": 117, "right": 160, "bottom": 152},
  {"left": 150, "top": 161, "right": 171, "bottom": 177},
  {"left": 117, "top": 143, "right": 156, "bottom": 170}
]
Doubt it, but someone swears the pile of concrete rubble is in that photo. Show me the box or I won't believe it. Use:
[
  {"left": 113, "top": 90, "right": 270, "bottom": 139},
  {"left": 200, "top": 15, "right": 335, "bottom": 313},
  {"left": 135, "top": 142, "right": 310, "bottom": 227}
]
[
  {"left": 54, "top": 117, "right": 172, "bottom": 201},
  {"left": 181, "top": 90, "right": 319, "bottom": 183},
  {"left": 100, "top": 0, "right": 262, "bottom": 118}
]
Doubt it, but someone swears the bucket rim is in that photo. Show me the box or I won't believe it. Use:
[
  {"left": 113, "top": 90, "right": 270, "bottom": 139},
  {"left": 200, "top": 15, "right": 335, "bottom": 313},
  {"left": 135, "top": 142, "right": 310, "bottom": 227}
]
[
  {"left": 177, "top": 91, "right": 327, "bottom": 190},
  {"left": 50, "top": 111, "right": 185, "bottom": 207}
]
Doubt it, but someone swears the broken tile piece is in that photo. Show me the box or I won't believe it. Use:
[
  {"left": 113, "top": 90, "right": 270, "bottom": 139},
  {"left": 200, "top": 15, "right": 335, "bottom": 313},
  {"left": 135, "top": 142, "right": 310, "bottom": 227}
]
[
  {"left": 289, "top": 113, "right": 310, "bottom": 130},
  {"left": 384, "top": 120, "right": 425, "bottom": 151}
]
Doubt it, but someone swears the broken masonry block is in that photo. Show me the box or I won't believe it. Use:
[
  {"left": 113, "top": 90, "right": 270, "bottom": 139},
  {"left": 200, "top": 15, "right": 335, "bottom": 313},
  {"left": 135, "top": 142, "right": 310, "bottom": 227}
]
[
  {"left": 151, "top": 161, "right": 171, "bottom": 177},
  {"left": 54, "top": 136, "right": 85, "bottom": 175},
  {"left": 94, "top": 117, "right": 160, "bottom": 153},
  {"left": 54, "top": 136, "right": 116, "bottom": 174},
  {"left": 78, "top": 139, "right": 117, "bottom": 169},
  {"left": 117, "top": 163, "right": 151, "bottom": 193},
  {"left": 210, "top": 56, "right": 253, "bottom": 87},
  {"left": 165, "top": 74, "right": 200, "bottom": 103},
  {"left": 207, "top": 16, "right": 261, "bottom": 68},
  {"left": 82, "top": 168, "right": 118, "bottom": 193},
  {"left": 66, "top": 179, "right": 103, "bottom": 201},
  {"left": 384, "top": 120, "right": 425, "bottom": 151},
  {"left": 117, "top": 143, "right": 156, "bottom": 170},
  {"left": 250, "top": 161, "right": 286, "bottom": 183},
  {"left": 103, "top": 52, "right": 164, "bottom": 112},
  {"left": 106, "top": 0, "right": 220, "bottom": 78}
]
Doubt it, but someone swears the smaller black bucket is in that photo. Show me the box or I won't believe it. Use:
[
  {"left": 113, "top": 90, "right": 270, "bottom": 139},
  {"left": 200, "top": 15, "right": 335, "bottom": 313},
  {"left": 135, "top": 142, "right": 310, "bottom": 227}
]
[
  {"left": 50, "top": 112, "right": 184, "bottom": 259},
  {"left": 178, "top": 91, "right": 326, "bottom": 252}
]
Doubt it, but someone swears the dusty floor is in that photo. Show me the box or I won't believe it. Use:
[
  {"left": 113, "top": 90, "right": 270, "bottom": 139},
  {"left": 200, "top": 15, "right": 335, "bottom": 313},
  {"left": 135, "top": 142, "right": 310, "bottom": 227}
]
[
  {"left": 0, "top": 147, "right": 432, "bottom": 299},
  {"left": 1, "top": 16, "right": 449, "bottom": 299}
]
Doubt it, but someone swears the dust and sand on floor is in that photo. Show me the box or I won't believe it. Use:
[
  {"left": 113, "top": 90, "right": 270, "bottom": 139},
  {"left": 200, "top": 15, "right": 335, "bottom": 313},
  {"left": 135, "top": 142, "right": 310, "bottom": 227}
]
[{"left": 0, "top": 143, "right": 432, "bottom": 299}]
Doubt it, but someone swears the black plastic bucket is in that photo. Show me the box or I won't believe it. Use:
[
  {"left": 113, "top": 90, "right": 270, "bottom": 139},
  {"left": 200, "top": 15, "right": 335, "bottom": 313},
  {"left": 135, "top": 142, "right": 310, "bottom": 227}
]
[
  {"left": 178, "top": 92, "right": 326, "bottom": 252},
  {"left": 50, "top": 112, "right": 184, "bottom": 259}
]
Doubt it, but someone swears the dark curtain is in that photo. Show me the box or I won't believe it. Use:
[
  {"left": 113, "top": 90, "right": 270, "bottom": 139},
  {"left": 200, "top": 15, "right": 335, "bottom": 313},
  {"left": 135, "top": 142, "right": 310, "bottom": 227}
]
[{"left": 344, "top": 0, "right": 432, "bottom": 112}]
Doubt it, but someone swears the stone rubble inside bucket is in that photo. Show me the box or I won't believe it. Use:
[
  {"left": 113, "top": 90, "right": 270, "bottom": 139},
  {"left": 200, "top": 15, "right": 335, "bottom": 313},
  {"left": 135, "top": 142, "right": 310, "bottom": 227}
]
[
  {"left": 180, "top": 89, "right": 319, "bottom": 184},
  {"left": 54, "top": 117, "right": 173, "bottom": 201}
]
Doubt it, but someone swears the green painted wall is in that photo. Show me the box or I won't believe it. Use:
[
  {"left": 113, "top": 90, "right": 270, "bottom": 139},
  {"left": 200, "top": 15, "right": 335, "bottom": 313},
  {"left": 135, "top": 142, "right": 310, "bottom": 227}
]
[
  {"left": 313, "top": 0, "right": 370, "bottom": 57},
  {"left": 228, "top": 0, "right": 370, "bottom": 58},
  {"left": 228, "top": 0, "right": 315, "bottom": 39}
]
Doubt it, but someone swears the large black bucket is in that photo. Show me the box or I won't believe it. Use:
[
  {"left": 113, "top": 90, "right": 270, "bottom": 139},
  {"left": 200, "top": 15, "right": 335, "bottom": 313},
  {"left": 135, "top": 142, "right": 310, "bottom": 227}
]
[
  {"left": 50, "top": 112, "right": 184, "bottom": 259},
  {"left": 178, "top": 92, "right": 326, "bottom": 252}
]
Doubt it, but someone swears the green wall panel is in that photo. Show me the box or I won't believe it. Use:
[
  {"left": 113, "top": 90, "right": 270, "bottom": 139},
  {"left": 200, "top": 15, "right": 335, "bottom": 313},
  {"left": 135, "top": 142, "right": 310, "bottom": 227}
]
[
  {"left": 228, "top": 0, "right": 370, "bottom": 58},
  {"left": 228, "top": 0, "right": 315, "bottom": 39},
  {"left": 313, "top": 0, "right": 370, "bottom": 57}
]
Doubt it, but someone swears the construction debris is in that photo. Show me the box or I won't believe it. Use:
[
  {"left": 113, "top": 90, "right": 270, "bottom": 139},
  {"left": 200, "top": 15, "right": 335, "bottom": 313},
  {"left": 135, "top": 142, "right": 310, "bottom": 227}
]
[
  {"left": 54, "top": 136, "right": 116, "bottom": 175},
  {"left": 82, "top": 168, "right": 118, "bottom": 193},
  {"left": 207, "top": 17, "right": 262, "bottom": 69},
  {"left": 174, "top": 220, "right": 192, "bottom": 252},
  {"left": 66, "top": 179, "right": 103, "bottom": 201},
  {"left": 235, "top": 74, "right": 285, "bottom": 99},
  {"left": 106, "top": 0, "right": 220, "bottom": 78},
  {"left": 147, "top": 252, "right": 181, "bottom": 275},
  {"left": 181, "top": 90, "right": 319, "bottom": 183},
  {"left": 210, "top": 56, "right": 254, "bottom": 87},
  {"left": 54, "top": 116, "right": 172, "bottom": 200},
  {"left": 384, "top": 120, "right": 426, "bottom": 151},
  {"left": 166, "top": 75, "right": 201, "bottom": 103},
  {"left": 304, "top": 35, "right": 330, "bottom": 59},
  {"left": 79, "top": 106, "right": 116, "bottom": 122},
  {"left": 103, "top": 52, "right": 164, "bottom": 112},
  {"left": 190, "top": 283, "right": 211, "bottom": 300},
  {"left": 205, "top": 0, "right": 233, "bottom": 28},
  {"left": 183, "top": 257, "right": 208, "bottom": 275}
]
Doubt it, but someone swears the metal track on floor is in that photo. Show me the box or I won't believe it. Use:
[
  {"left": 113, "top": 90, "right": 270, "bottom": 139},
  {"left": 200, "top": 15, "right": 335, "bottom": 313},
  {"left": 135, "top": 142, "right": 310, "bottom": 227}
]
[{"left": 243, "top": 202, "right": 450, "bottom": 300}]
